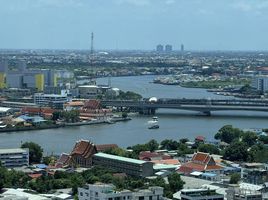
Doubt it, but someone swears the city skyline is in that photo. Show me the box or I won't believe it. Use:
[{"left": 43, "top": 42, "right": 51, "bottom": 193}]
[{"left": 0, "top": 0, "right": 268, "bottom": 51}]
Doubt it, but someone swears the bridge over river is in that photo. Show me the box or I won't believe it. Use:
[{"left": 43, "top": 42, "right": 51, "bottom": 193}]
[{"left": 101, "top": 98, "right": 268, "bottom": 115}]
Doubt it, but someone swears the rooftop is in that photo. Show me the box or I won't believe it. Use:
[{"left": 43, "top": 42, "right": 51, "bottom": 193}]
[
  {"left": 0, "top": 107, "right": 12, "bottom": 112},
  {"left": 0, "top": 148, "right": 28, "bottom": 154},
  {"left": 94, "top": 152, "right": 147, "bottom": 165}
]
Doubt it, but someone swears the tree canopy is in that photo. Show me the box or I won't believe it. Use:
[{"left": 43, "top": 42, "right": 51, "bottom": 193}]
[{"left": 21, "top": 142, "right": 43, "bottom": 164}]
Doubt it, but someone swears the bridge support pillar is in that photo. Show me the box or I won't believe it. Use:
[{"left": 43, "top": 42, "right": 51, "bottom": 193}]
[{"left": 203, "top": 111, "right": 211, "bottom": 116}]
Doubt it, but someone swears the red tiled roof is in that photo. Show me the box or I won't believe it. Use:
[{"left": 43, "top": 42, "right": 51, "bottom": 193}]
[
  {"left": 70, "top": 140, "right": 97, "bottom": 159},
  {"left": 55, "top": 153, "right": 70, "bottom": 168},
  {"left": 195, "top": 136, "right": 205, "bottom": 141},
  {"left": 96, "top": 144, "right": 118, "bottom": 152},
  {"left": 28, "top": 173, "right": 42, "bottom": 179},
  {"left": 84, "top": 100, "right": 101, "bottom": 109}
]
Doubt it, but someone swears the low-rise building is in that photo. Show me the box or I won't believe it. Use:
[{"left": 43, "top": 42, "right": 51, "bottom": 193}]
[
  {"left": 34, "top": 93, "right": 68, "bottom": 109},
  {"left": 241, "top": 163, "right": 268, "bottom": 185},
  {"left": 78, "top": 184, "right": 164, "bottom": 200},
  {"left": 0, "top": 107, "right": 13, "bottom": 117},
  {"left": 178, "top": 188, "right": 224, "bottom": 200},
  {"left": 93, "top": 152, "right": 154, "bottom": 177},
  {"left": 0, "top": 148, "right": 29, "bottom": 168},
  {"left": 178, "top": 152, "right": 223, "bottom": 175}
]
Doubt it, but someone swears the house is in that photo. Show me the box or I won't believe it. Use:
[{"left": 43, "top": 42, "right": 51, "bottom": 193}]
[
  {"left": 178, "top": 152, "right": 223, "bottom": 175},
  {"left": 69, "top": 140, "right": 97, "bottom": 168}
]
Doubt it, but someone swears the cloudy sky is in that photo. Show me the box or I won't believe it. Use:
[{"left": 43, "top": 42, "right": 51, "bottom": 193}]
[{"left": 0, "top": 0, "right": 268, "bottom": 50}]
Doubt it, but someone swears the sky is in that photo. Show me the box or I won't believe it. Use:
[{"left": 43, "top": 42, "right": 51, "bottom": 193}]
[{"left": 0, "top": 0, "right": 268, "bottom": 51}]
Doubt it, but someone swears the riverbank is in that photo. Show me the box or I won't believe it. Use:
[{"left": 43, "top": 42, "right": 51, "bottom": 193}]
[{"left": 0, "top": 117, "right": 132, "bottom": 133}]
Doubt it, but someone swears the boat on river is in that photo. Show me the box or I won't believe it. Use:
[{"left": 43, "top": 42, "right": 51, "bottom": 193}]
[{"left": 148, "top": 116, "right": 159, "bottom": 129}]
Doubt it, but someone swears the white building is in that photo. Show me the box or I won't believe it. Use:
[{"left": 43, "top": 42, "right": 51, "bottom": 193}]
[
  {"left": 251, "top": 75, "right": 268, "bottom": 92},
  {"left": 0, "top": 107, "right": 13, "bottom": 117},
  {"left": 34, "top": 93, "right": 68, "bottom": 109},
  {"left": 78, "top": 85, "right": 100, "bottom": 99},
  {"left": 78, "top": 184, "right": 164, "bottom": 200},
  {"left": 0, "top": 148, "right": 29, "bottom": 168}
]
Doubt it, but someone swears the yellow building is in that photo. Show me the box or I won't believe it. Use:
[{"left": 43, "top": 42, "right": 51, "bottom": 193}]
[
  {"left": 35, "top": 74, "right": 44, "bottom": 92},
  {"left": 0, "top": 73, "right": 6, "bottom": 89}
]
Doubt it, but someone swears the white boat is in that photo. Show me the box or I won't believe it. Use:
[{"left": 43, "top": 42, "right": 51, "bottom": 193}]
[{"left": 148, "top": 116, "right": 159, "bottom": 129}]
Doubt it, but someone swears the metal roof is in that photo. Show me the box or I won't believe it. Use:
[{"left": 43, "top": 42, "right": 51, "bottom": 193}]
[{"left": 94, "top": 152, "right": 146, "bottom": 165}]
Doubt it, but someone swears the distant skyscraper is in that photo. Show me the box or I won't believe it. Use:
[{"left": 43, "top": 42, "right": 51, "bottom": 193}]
[
  {"left": 165, "top": 44, "right": 172, "bottom": 52},
  {"left": 181, "top": 44, "right": 184, "bottom": 52},
  {"left": 156, "top": 44, "right": 164, "bottom": 52}
]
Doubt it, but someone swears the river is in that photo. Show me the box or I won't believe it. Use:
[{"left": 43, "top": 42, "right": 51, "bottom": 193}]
[{"left": 0, "top": 75, "right": 268, "bottom": 155}]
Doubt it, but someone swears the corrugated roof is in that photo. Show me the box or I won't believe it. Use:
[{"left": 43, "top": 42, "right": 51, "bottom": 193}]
[{"left": 94, "top": 152, "right": 146, "bottom": 165}]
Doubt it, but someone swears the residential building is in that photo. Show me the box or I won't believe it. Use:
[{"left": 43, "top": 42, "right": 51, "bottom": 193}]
[
  {"left": 165, "top": 44, "right": 172, "bottom": 52},
  {"left": 251, "top": 75, "right": 268, "bottom": 92},
  {"left": 78, "top": 184, "right": 164, "bottom": 200},
  {"left": 34, "top": 93, "right": 68, "bottom": 109},
  {"left": 178, "top": 152, "right": 223, "bottom": 175},
  {"left": 0, "top": 148, "right": 29, "bottom": 168},
  {"left": 178, "top": 188, "right": 224, "bottom": 200},
  {"left": 226, "top": 186, "right": 263, "bottom": 200},
  {"left": 69, "top": 140, "right": 97, "bottom": 168},
  {"left": 93, "top": 152, "right": 154, "bottom": 177},
  {"left": 241, "top": 163, "right": 268, "bottom": 185},
  {"left": 156, "top": 44, "right": 164, "bottom": 52}
]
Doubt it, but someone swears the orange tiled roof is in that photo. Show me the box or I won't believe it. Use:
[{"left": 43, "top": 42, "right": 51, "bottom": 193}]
[
  {"left": 151, "top": 159, "right": 180, "bottom": 165},
  {"left": 192, "top": 152, "right": 210, "bottom": 164}
]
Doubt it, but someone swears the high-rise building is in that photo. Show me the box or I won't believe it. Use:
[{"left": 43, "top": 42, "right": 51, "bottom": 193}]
[
  {"left": 0, "top": 60, "right": 8, "bottom": 89},
  {"left": 181, "top": 44, "right": 184, "bottom": 52},
  {"left": 156, "top": 44, "right": 164, "bottom": 52},
  {"left": 251, "top": 75, "right": 268, "bottom": 92},
  {"left": 165, "top": 44, "right": 172, "bottom": 52}
]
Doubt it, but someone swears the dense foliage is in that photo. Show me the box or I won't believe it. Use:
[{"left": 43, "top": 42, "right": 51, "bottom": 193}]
[{"left": 21, "top": 142, "right": 43, "bottom": 164}]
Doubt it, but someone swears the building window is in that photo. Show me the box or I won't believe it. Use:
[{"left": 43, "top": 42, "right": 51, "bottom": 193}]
[{"left": 80, "top": 192, "right": 83, "bottom": 196}]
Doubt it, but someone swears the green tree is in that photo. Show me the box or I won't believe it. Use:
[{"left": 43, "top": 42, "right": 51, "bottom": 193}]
[
  {"left": 168, "top": 173, "right": 185, "bottom": 193},
  {"left": 122, "top": 112, "right": 128, "bottom": 118},
  {"left": 230, "top": 173, "right": 240, "bottom": 184},
  {"left": 146, "top": 139, "right": 159, "bottom": 152},
  {"left": 241, "top": 131, "right": 258, "bottom": 146},
  {"left": 160, "top": 139, "right": 179, "bottom": 150},
  {"left": 52, "top": 111, "right": 61, "bottom": 121},
  {"left": 215, "top": 125, "right": 242, "bottom": 144},
  {"left": 198, "top": 144, "right": 220, "bottom": 155},
  {"left": 223, "top": 141, "right": 248, "bottom": 161},
  {"left": 21, "top": 142, "right": 43, "bottom": 164}
]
